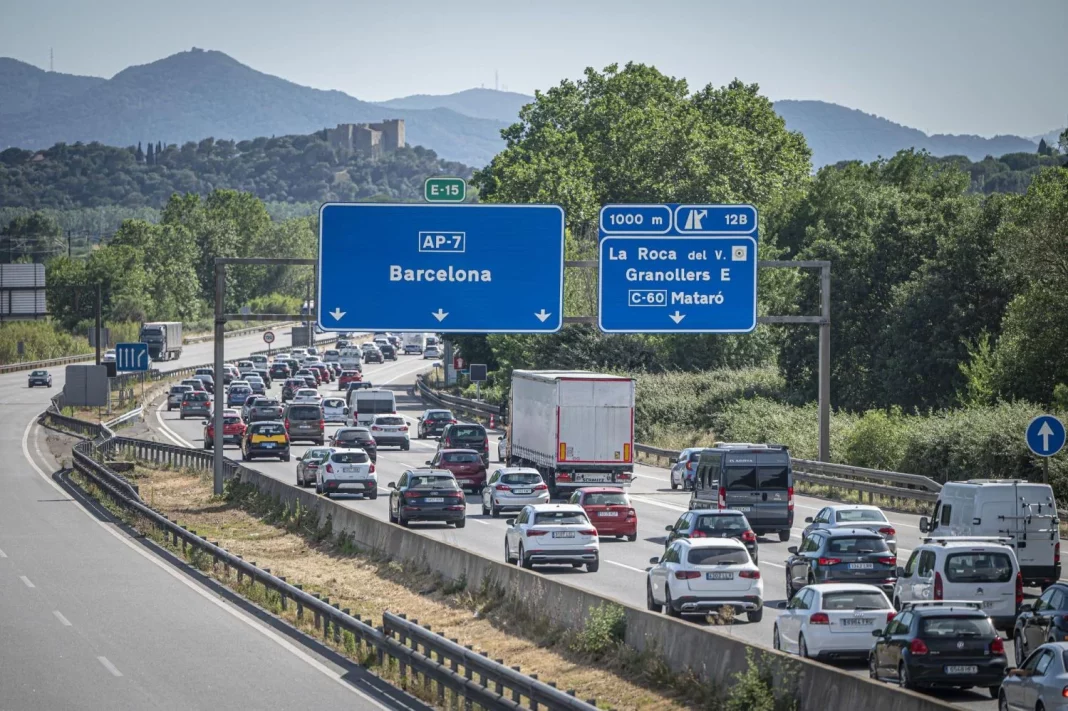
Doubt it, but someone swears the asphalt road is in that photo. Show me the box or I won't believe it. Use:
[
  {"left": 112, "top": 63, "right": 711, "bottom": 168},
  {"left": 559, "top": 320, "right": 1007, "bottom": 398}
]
[
  {"left": 0, "top": 331, "right": 422, "bottom": 711},
  {"left": 153, "top": 345, "right": 1019, "bottom": 711}
]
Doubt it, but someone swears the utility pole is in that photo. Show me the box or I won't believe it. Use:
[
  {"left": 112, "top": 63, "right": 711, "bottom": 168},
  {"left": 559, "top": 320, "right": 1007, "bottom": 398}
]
[
  {"left": 67, "top": 230, "right": 72, "bottom": 258},
  {"left": 94, "top": 283, "right": 102, "bottom": 366}
]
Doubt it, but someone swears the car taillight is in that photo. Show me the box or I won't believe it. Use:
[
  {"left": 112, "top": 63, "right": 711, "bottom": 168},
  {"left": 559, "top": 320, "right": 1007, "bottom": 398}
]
[
  {"left": 909, "top": 638, "right": 929, "bottom": 655},
  {"left": 526, "top": 529, "right": 549, "bottom": 537},
  {"left": 878, "top": 556, "right": 897, "bottom": 566},
  {"left": 484, "top": 437, "right": 490, "bottom": 450},
  {"left": 818, "top": 557, "right": 842, "bottom": 566},
  {"left": 674, "top": 571, "right": 701, "bottom": 580},
  {"left": 934, "top": 571, "right": 944, "bottom": 600},
  {"left": 556, "top": 472, "right": 572, "bottom": 482},
  {"left": 449, "top": 420, "right": 457, "bottom": 424},
  {"left": 718, "top": 486, "right": 726, "bottom": 509},
  {"left": 495, "top": 484, "right": 511, "bottom": 492},
  {"left": 787, "top": 486, "right": 794, "bottom": 511},
  {"left": 686, "top": 461, "right": 694, "bottom": 471},
  {"left": 990, "top": 636, "right": 1005, "bottom": 655},
  {"left": 878, "top": 527, "right": 896, "bottom": 537},
  {"left": 626, "top": 508, "right": 636, "bottom": 518},
  {"left": 400, "top": 426, "right": 408, "bottom": 432},
  {"left": 739, "top": 570, "right": 760, "bottom": 579},
  {"left": 1056, "top": 542, "right": 1061, "bottom": 565},
  {"left": 741, "top": 530, "right": 757, "bottom": 542},
  {"left": 809, "top": 612, "right": 830, "bottom": 625},
  {"left": 690, "top": 530, "right": 707, "bottom": 538},
  {"left": 886, "top": 611, "right": 896, "bottom": 624},
  {"left": 533, "top": 483, "right": 548, "bottom": 491},
  {"left": 579, "top": 529, "right": 598, "bottom": 537},
  {"left": 325, "top": 464, "right": 334, "bottom": 473},
  {"left": 372, "top": 426, "right": 381, "bottom": 431},
  {"left": 369, "top": 464, "right": 375, "bottom": 473},
  {"left": 1016, "top": 571, "right": 1024, "bottom": 606},
  {"left": 319, "top": 419, "right": 325, "bottom": 430}
]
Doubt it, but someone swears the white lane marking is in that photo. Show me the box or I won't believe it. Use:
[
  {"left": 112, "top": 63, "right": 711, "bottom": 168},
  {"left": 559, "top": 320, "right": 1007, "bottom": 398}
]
[
  {"left": 97, "top": 656, "right": 123, "bottom": 677},
  {"left": 154, "top": 398, "right": 193, "bottom": 448},
  {"left": 629, "top": 496, "right": 688, "bottom": 513},
  {"left": 0, "top": 546, "right": 6, "bottom": 558},
  {"left": 53, "top": 610, "right": 72, "bottom": 626},
  {"left": 761, "top": 561, "right": 785, "bottom": 569},
  {"left": 20, "top": 575, "right": 35, "bottom": 588},
  {"left": 604, "top": 559, "right": 646, "bottom": 573},
  {"left": 468, "top": 518, "right": 490, "bottom": 526},
  {"left": 21, "top": 419, "right": 389, "bottom": 710}
]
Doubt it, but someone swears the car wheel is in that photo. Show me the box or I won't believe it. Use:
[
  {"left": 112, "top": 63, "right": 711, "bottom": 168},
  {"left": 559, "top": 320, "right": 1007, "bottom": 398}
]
[
  {"left": 399, "top": 512, "right": 409, "bottom": 527},
  {"left": 785, "top": 576, "right": 794, "bottom": 600},
  {"left": 242, "top": 451, "right": 250, "bottom": 462},
  {"left": 894, "top": 597, "right": 902, "bottom": 612},
  {"left": 388, "top": 504, "right": 396, "bottom": 523},
  {"left": 491, "top": 503, "right": 500, "bottom": 518},
  {"left": 664, "top": 588, "right": 680, "bottom": 618},
  {"left": 281, "top": 454, "right": 290, "bottom": 462},
  {"left": 747, "top": 606, "right": 763, "bottom": 623},
  {"left": 455, "top": 518, "right": 466, "bottom": 529},
  {"left": 1014, "top": 632, "right": 1025, "bottom": 666},
  {"left": 315, "top": 482, "right": 322, "bottom": 495},
  {"left": 519, "top": 544, "right": 532, "bottom": 569},
  {"left": 367, "top": 491, "right": 377, "bottom": 500},
  {"left": 897, "top": 662, "right": 914, "bottom": 691},
  {"left": 799, "top": 634, "right": 810, "bottom": 659},
  {"left": 402, "top": 443, "right": 410, "bottom": 451},
  {"left": 647, "top": 582, "right": 662, "bottom": 613},
  {"left": 626, "top": 533, "right": 637, "bottom": 542},
  {"left": 587, "top": 557, "right": 599, "bottom": 573},
  {"left": 504, "top": 540, "right": 514, "bottom": 565},
  {"left": 868, "top": 654, "right": 878, "bottom": 680},
  {"left": 779, "top": 529, "right": 791, "bottom": 543},
  {"left": 773, "top": 625, "right": 782, "bottom": 651},
  {"left": 986, "top": 685, "right": 999, "bottom": 700},
  {"left": 481, "top": 498, "right": 489, "bottom": 516}
]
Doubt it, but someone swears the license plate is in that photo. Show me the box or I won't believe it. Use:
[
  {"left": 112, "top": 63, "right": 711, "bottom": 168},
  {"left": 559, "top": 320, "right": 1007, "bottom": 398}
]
[
  {"left": 945, "top": 666, "right": 977, "bottom": 675},
  {"left": 579, "top": 475, "right": 609, "bottom": 482},
  {"left": 425, "top": 497, "right": 444, "bottom": 503},
  {"left": 513, "top": 489, "right": 532, "bottom": 495},
  {"left": 261, "top": 443, "right": 275, "bottom": 448},
  {"left": 600, "top": 511, "right": 619, "bottom": 517},
  {"left": 733, "top": 506, "right": 752, "bottom": 512},
  {"left": 341, "top": 483, "right": 365, "bottom": 490},
  {"left": 983, "top": 600, "right": 999, "bottom": 609},
  {"left": 848, "top": 563, "right": 874, "bottom": 569},
  {"left": 707, "top": 572, "right": 734, "bottom": 580},
  {"left": 553, "top": 531, "right": 576, "bottom": 538},
  {"left": 344, "top": 467, "right": 357, "bottom": 473},
  {"left": 841, "top": 618, "right": 872, "bottom": 626}
]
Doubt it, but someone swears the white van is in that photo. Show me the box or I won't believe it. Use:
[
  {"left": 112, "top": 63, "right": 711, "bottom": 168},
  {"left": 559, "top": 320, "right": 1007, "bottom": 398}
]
[
  {"left": 339, "top": 348, "right": 362, "bottom": 370},
  {"left": 346, "top": 388, "right": 397, "bottom": 427},
  {"left": 424, "top": 335, "right": 439, "bottom": 350},
  {"left": 250, "top": 354, "right": 268, "bottom": 369},
  {"left": 893, "top": 537, "right": 1021, "bottom": 630},
  {"left": 919, "top": 480, "right": 1060, "bottom": 588}
]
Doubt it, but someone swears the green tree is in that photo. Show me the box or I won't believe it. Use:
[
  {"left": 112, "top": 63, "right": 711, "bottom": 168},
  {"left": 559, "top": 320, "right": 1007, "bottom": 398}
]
[
  {"left": 1, "top": 211, "right": 63, "bottom": 262},
  {"left": 1038, "top": 138, "right": 1052, "bottom": 156},
  {"left": 44, "top": 256, "right": 91, "bottom": 329}
]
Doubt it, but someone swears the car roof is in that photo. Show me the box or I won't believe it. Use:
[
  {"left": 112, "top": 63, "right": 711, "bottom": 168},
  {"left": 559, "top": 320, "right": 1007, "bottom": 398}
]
[
  {"left": 440, "top": 448, "right": 481, "bottom": 454},
  {"left": 911, "top": 606, "right": 990, "bottom": 618},
  {"left": 405, "top": 467, "right": 454, "bottom": 476},
  {"left": 827, "top": 504, "right": 883, "bottom": 512},
  {"left": 681, "top": 537, "right": 747, "bottom": 549},
  {"left": 806, "top": 583, "right": 889, "bottom": 594},
  {"left": 689, "top": 508, "right": 747, "bottom": 516},
  {"left": 822, "top": 527, "right": 885, "bottom": 538},
  {"left": 528, "top": 503, "right": 584, "bottom": 513},
  {"left": 577, "top": 487, "right": 629, "bottom": 494},
  {"left": 249, "top": 420, "right": 285, "bottom": 427},
  {"left": 493, "top": 467, "right": 540, "bottom": 475},
  {"left": 919, "top": 538, "right": 1016, "bottom": 551}
]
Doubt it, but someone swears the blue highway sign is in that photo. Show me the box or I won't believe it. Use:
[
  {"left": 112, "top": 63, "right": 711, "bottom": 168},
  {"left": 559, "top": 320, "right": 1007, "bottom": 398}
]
[
  {"left": 598, "top": 204, "right": 758, "bottom": 333},
  {"left": 115, "top": 342, "right": 150, "bottom": 372},
  {"left": 318, "top": 204, "right": 564, "bottom": 333},
  {"left": 1026, "top": 415, "right": 1066, "bottom": 457}
]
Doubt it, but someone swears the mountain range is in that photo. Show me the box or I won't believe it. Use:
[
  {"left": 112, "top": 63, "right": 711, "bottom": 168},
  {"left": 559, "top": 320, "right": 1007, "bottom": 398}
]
[{"left": 0, "top": 49, "right": 1061, "bottom": 168}]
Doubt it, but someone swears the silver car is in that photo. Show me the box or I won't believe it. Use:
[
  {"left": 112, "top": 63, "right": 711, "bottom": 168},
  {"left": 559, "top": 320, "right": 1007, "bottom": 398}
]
[
  {"left": 1000, "top": 642, "right": 1068, "bottom": 710},
  {"left": 321, "top": 397, "right": 348, "bottom": 424},
  {"left": 480, "top": 467, "right": 549, "bottom": 517},
  {"left": 802, "top": 504, "right": 897, "bottom": 554},
  {"left": 179, "top": 391, "right": 212, "bottom": 420},
  {"left": 168, "top": 384, "right": 193, "bottom": 411}
]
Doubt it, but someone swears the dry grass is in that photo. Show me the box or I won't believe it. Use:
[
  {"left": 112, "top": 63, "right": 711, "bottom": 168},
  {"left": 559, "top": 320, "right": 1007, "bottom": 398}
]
[{"left": 126, "top": 463, "right": 690, "bottom": 711}]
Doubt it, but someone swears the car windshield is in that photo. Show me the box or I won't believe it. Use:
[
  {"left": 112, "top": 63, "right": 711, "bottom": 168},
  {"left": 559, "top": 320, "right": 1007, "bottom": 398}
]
[
  {"left": 323, "top": 399, "right": 345, "bottom": 407},
  {"left": 822, "top": 591, "right": 890, "bottom": 610},
  {"left": 409, "top": 476, "right": 459, "bottom": 489},
  {"left": 695, "top": 514, "right": 749, "bottom": 533},
  {"left": 331, "top": 452, "right": 369, "bottom": 464},
  {"left": 341, "top": 371, "right": 358, "bottom": 377},
  {"left": 583, "top": 492, "right": 629, "bottom": 506},
  {"left": 187, "top": 392, "right": 209, "bottom": 401},
  {"left": 944, "top": 552, "right": 1014, "bottom": 583},
  {"left": 307, "top": 449, "right": 331, "bottom": 460},
  {"left": 921, "top": 616, "right": 995, "bottom": 638},
  {"left": 31, "top": 370, "right": 46, "bottom": 376},
  {"left": 501, "top": 472, "right": 541, "bottom": 485},
  {"left": 443, "top": 452, "right": 482, "bottom": 463},
  {"left": 171, "top": 386, "right": 191, "bottom": 393},
  {"left": 223, "top": 416, "right": 242, "bottom": 425},
  {"left": 835, "top": 509, "right": 887, "bottom": 523},
  {"left": 253, "top": 424, "right": 286, "bottom": 436},
  {"left": 288, "top": 406, "right": 320, "bottom": 419},
  {"left": 533, "top": 511, "right": 588, "bottom": 525},
  {"left": 687, "top": 547, "right": 750, "bottom": 565},
  {"left": 825, "top": 536, "right": 889, "bottom": 554},
  {"left": 336, "top": 430, "right": 362, "bottom": 441},
  {"left": 376, "top": 416, "right": 405, "bottom": 426},
  {"left": 428, "top": 411, "right": 454, "bottom": 420},
  {"left": 451, "top": 426, "right": 484, "bottom": 438},
  {"left": 257, "top": 400, "right": 280, "bottom": 408}
]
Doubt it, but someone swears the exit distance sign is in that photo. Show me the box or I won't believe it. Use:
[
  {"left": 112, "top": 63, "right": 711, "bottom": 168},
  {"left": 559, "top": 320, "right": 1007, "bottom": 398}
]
[{"left": 424, "top": 177, "right": 466, "bottom": 203}]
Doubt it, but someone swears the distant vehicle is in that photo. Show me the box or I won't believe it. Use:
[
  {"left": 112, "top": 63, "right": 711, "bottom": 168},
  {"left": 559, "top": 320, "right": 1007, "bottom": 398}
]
[
  {"left": 379, "top": 343, "right": 397, "bottom": 361},
  {"left": 428, "top": 449, "right": 486, "bottom": 492},
  {"left": 284, "top": 402, "right": 325, "bottom": 445},
  {"left": 339, "top": 348, "right": 362, "bottom": 370},
  {"left": 269, "top": 362, "right": 291, "bottom": 380},
  {"left": 193, "top": 373, "right": 215, "bottom": 394},
  {"left": 296, "top": 447, "right": 333, "bottom": 488},
  {"left": 330, "top": 427, "right": 377, "bottom": 462},
  {"left": 364, "top": 347, "right": 384, "bottom": 364},
  {"left": 245, "top": 374, "right": 266, "bottom": 395},
  {"left": 139, "top": 321, "right": 182, "bottom": 361},
  {"left": 664, "top": 509, "right": 759, "bottom": 563},
  {"left": 999, "top": 641, "right": 1068, "bottom": 710},
  {"left": 774, "top": 583, "right": 893, "bottom": 660},
  {"left": 227, "top": 384, "right": 252, "bottom": 408},
  {"left": 179, "top": 391, "right": 212, "bottom": 420},
  {"left": 237, "top": 360, "right": 255, "bottom": 376},
  {"left": 869, "top": 601, "right": 1006, "bottom": 697},
  {"left": 804, "top": 505, "right": 897, "bottom": 553},
  {"left": 281, "top": 378, "right": 305, "bottom": 402},
  {"left": 102, "top": 349, "right": 116, "bottom": 362},
  {"left": 388, "top": 469, "right": 465, "bottom": 527},
  {"left": 505, "top": 503, "right": 597, "bottom": 571},
  {"left": 424, "top": 335, "right": 439, "bottom": 351},
  {"left": 317, "top": 449, "right": 377, "bottom": 499},
  {"left": 690, "top": 443, "right": 793, "bottom": 542},
  {"left": 669, "top": 447, "right": 707, "bottom": 490},
  {"left": 370, "top": 414, "right": 410, "bottom": 450},
  {"left": 497, "top": 434, "right": 508, "bottom": 463},
  {"left": 181, "top": 378, "right": 205, "bottom": 392},
  {"left": 569, "top": 487, "right": 637, "bottom": 541},
  {"left": 203, "top": 410, "right": 246, "bottom": 449},
  {"left": 786, "top": 528, "right": 897, "bottom": 599},
  {"left": 292, "top": 388, "right": 322, "bottom": 404},
  {"left": 481, "top": 467, "right": 549, "bottom": 517},
  {"left": 438, "top": 422, "right": 489, "bottom": 464},
  {"left": 241, "top": 394, "right": 262, "bottom": 422},
  {"left": 422, "top": 346, "right": 440, "bottom": 360},
  {"left": 338, "top": 370, "right": 363, "bottom": 389},
  {"left": 402, "top": 333, "right": 424, "bottom": 355},
  {"left": 417, "top": 409, "right": 456, "bottom": 439},
  {"left": 167, "top": 384, "right": 193, "bottom": 410},
  {"left": 321, "top": 396, "right": 347, "bottom": 423},
  {"left": 249, "top": 354, "right": 268, "bottom": 370},
  {"left": 241, "top": 421, "right": 291, "bottom": 462},
  {"left": 345, "top": 388, "right": 396, "bottom": 427},
  {"left": 27, "top": 369, "right": 52, "bottom": 387},
  {"left": 920, "top": 480, "right": 1060, "bottom": 588},
  {"left": 647, "top": 537, "right": 762, "bottom": 620},
  {"left": 323, "top": 349, "right": 341, "bottom": 363},
  {"left": 248, "top": 398, "right": 284, "bottom": 424}
]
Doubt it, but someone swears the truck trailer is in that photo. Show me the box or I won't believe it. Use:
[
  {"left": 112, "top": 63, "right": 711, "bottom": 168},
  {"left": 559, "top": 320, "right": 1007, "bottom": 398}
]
[
  {"left": 507, "top": 370, "right": 634, "bottom": 498},
  {"left": 139, "top": 321, "right": 183, "bottom": 361}
]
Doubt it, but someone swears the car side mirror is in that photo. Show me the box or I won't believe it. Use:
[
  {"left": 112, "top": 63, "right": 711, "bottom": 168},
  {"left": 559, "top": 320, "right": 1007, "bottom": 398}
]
[
  {"left": 665, "top": 525, "right": 674, "bottom": 532},
  {"left": 918, "top": 516, "right": 929, "bottom": 533},
  {"left": 505, "top": 519, "right": 516, "bottom": 526},
  {"left": 648, "top": 556, "right": 659, "bottom": 564},
  {"left": 387, "top": 482, "right": 396, "bottom": 489},
  {"left": 776, "top": 601, "right": 788, "bottom": 610},
  {"left": 1019, "top": 603, "right": 1033, "bottom": 613},
  {"left": 804, "top": 516, "right": 813, "bottom": 523},
  {"left": 425, "top": 460, "right": 432, "bottom": 465},
  {"left": 788, "top": 546, "right": 798, "bottom": 555},
  {"left": 897, "top": 566, "right": 907, "bottom": 578},
  {"left": 343, "top": 407, "right": 349, "bottom": 414},
  {"left": 871, "top": 629, "right": 883, "bottom": 638}
]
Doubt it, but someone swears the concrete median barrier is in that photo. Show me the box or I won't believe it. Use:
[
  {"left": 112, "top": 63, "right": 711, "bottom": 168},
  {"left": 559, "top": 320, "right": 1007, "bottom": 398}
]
[{"left": 235, "top": 466, "right": 962, "bottom": 711}]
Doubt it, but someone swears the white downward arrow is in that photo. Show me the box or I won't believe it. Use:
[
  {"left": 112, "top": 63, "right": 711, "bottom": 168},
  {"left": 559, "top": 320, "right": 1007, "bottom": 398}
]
[
  {"left": 329, "top": 308, "right": 346, "bottom": 321},
  {"left": 534, "top": 309, "right": 551, "bottom": 323},
  {"left": 1038, "top": 422, "right": 1055, "bottom": 452},
  {"left": 432, "top": 309, "right": 449, "bottom": 322},
  {"left": 669, "top": 311, "right": 686, "bottom": 324}
]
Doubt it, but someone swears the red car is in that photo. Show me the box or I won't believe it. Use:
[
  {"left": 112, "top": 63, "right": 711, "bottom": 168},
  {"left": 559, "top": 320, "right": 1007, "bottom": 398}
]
[
  {"left": 203, "top": 409, "right": 247, "bottom": 449},
  {"left": 310, "top": 363, "right": 333, "bottom": 383},
  {"left": 339, "top": 370, "right": 363, "bottom": 388},
  {"left": 569, "top": 487, "right": 638, "bottom": 541},
  {"left": 427, "top": 449, "right": 487, "bottom": 492}
]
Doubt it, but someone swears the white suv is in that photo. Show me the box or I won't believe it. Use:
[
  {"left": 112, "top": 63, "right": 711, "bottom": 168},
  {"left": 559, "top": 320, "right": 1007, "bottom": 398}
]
[
  {"left": 646, "top": 537, "right": 764, "bottom": 621},
  {"left": 504, "top": 504, "right": 599, "bottom": 572},
  {"left": 892, "top": 536, "right": 1021, "bottom": 630},
  {"left": 774, "top": 583, "right": 894, "bottom": 660}
]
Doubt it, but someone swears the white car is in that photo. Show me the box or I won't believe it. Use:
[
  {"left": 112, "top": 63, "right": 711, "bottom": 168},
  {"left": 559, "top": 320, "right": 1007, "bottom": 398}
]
[
  {"left": 497, "top": 435, "right": 508, "bottom": 463},
  {"left": 321, "top": 397, "right": 348, "bottom": 423},
  {"left": 290, "top": 348, "right": 307, "bottom": 359},
  {"left": 646, "top": 537, "right": 764, "bottom": 622},
  {"left": 317, "top": 448, "right": 376, "bottom": 499},
  {"left": 292, "top": 388, "right": 322, "bottom": 404},
  {"left": 103, "top": 349, "right": 116, "bottom": 362},
  {"left": 306, "top": 346, "right": 319, "bottom": 357},
  {"left": 323, "top": 349, "right": 341, "bottom": 363},
  {"left": 237, "top": 360, "right": 255, "bottom": 375},
  {"left": 504, "top": 504, "right": 599, "bottom": 572},
  {"left": 424, "top": 346, "right": 441, "bottom": 360},
  {"left": 774, "top": 583, "right": 894, "bottom": 660}
]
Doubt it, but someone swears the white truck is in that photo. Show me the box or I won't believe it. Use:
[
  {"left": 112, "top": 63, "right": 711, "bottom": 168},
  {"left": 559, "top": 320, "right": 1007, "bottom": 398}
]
[
  {"left": 139, "top": 321, "right": 183, "bottom": 361},
  {"left": 919, "top": 479, "right": 1061, "bottom": 588},
  {"left": 506, "top": 370, "right": 635, "bottom": 498},
  {"left": 402, "top": 333, "right": 425, "bottom": 355}
]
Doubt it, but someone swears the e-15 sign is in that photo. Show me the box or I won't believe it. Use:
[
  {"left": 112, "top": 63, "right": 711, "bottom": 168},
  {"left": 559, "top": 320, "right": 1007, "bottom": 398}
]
[{"left": 424, "top": 177, "right": 466, "bottom": 203}]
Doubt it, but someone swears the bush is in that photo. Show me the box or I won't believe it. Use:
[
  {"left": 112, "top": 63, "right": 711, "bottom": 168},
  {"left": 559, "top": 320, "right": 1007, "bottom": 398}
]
[
  {"left": 843, "top": 407, "right": 908, "bottom": 470},
  {"left": 725, "top": 649, "right": 797, "bottom": 711},
  {"left": 713, "top": 398, "right": 859, "bottom": 461},
  {"left": 0, "top": 319, "right": 138, "bottom": 362},
  {"left": 570, "top": 602, "right": 627, "bottom": 657}
]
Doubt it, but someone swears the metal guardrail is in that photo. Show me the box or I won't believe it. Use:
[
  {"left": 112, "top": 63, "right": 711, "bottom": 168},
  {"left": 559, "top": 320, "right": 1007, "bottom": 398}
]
[
  {"left": 69, "top": 432, "right": 602, "bottom": 711},
  {"left": 103, "top": 406, "right": 144, "bottom": 430}
]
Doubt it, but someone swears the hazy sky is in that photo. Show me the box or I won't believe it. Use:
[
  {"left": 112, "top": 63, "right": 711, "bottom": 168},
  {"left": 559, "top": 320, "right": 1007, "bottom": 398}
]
[{"left": 2, "top": 0, "right": 1065, "bottom": 137}]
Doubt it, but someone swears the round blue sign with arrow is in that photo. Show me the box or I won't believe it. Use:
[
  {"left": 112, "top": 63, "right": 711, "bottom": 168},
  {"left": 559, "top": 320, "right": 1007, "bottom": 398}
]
[{"left": 1026, "top": 414, "right": 1066, "bottom": 458}]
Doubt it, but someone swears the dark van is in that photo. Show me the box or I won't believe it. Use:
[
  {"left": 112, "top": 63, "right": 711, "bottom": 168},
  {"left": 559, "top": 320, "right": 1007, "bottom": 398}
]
[{"left": 689, "top": 444, "right": 793, "bottom": 541}]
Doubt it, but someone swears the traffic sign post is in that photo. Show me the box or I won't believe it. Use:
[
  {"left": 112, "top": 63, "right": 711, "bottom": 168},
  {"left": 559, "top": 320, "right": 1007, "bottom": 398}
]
[
  {"left": 318, "top": 204, "right": 564, "bottom": 333},
  {"left": 115, "top": 342, "right": 150, "bottom": 373},
  {"left": 1026, "top": 414, "right": 1066, "bottom": 484},
  {"left": 470, "top": 363, "right": 488, "bottom": 402},
  {"left": 424, "top": 177, "right": 466, "bottom": 203},
  {"left": 598, "top": 204, "right": 758, "bottom": 333},
  {"left": 263, "top": 330, "right": 275, "bottom": 359}
]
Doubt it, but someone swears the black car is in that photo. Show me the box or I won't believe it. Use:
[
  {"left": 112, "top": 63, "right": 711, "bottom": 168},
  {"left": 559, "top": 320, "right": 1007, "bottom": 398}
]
[
  {"left": 253, "top": 368, "right": 272, "bottom": 388},
  {"left": 281, "top": 378, "right": 304, "bottom": 402},
  {"left": 330, "top": 426, "right": 378, "bottom": 462},
  {"left": 417, "top": 409, "right": 456, "bottom": 439},
  {"left": 438, "top": 422, "right": 489, "bottom": 464},
  {"left": 869, "top": 601, "right": 1006, "bottom": 697},
  {"left": 380, "top": 344, "right": 397, "bottom": 361},
  {"left": 664, "top": 509, "right": 759, "bottom": 563},
  {"left": 785, "top": 528, "right": 897, "bottom": 598},
  {"left": 284, "top": 359, "right": 301, "bottom": 376},
  {"left": 387, "top": 469, "right": 466, "bottom": 528},
  {"left": 28, "top": 369, "right": 52, "bottom": 387},
  {"left": 270, "top": 362, "right": 291, "bottom": 380},
  {"left": 364, "top": 348, "right": 384, "bottom": 364},
  {"left": 1013, "top": 582, "right": 1068, "bottom": 665}
]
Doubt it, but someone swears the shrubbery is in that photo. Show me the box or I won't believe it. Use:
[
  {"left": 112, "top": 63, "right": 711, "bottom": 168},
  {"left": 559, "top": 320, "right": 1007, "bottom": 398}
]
[{"left": 0, "top": 319, "right": 138, "bottom": 362}]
